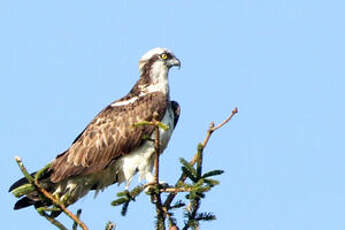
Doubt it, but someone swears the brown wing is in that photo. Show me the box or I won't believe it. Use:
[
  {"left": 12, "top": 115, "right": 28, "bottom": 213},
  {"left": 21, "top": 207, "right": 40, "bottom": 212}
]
[{"left": 50, "top": 92, "right": 168, "bottom": 183}]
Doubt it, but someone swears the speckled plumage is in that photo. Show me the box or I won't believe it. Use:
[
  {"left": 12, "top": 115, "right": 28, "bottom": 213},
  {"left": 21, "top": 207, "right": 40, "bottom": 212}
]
[
  {"left": 9, "top": 48, "right": 181, "bottom": 212},
  {"left": 50, "top": 91, "right": 169, "bottom": 183}
]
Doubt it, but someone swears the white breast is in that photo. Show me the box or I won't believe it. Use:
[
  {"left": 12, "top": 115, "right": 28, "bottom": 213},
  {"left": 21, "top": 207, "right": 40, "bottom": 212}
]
[
  {"left": 52, "top": 105, "right": 176, "bottom": 204},
  {"left": 115, "top": 105, "right": 175, "bottom": 187}
]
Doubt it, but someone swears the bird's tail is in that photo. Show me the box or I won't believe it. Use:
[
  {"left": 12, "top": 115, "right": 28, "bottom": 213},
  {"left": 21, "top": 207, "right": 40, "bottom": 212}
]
[{"left": 9, "top": 170, "right": 54, "bottom": 211}]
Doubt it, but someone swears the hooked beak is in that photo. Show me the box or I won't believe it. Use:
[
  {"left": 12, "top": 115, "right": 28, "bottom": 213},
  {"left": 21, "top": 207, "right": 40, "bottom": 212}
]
[{"left": 168, "top": 57, "right": 181, "bottom": 69}]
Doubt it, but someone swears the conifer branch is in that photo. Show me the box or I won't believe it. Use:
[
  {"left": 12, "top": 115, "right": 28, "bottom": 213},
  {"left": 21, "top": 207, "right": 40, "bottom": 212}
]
[
  {"left": 112, "top": 114, "right": 170, "bottom": 229},
  {"left": 14, "top": 157, "right": 89, "bottom": 230},
  {"left": 153, "top": 122, "right": 161, "bottom": 185},
  {"left": 183, "top": 147, "right": 203, "bottom": 230},
  {"left": 38, "top": 210, "right": 68, "bottom": 230},
  {"left": 72, "top": 209, "right": 82, "bottom": 230},
  {"left": 163, "top": 107, "right": 238, "bottom": 209},
  {"left": 105, "top": 221, "right": 115, "bottom": 230},
  {"left": 151, "top": 114, "right": 166, "bottom": 230},
  {"left": 159, "top": 187, "right": 203, "bottom": 193},
  {"left": 12, "top": 107, "right": 237, "bottom": 229},
  {"left": 131, "top": 114, "right": 169, "bottom": 229},
  {"left": 15, "top": 156, "right": 34, "bottom": 183},
  {"left": 111, "top": 185, "right": 145, "bottom": 217},
  {"left": 33, "top": 179, "right": 88, "bottom": 230}
]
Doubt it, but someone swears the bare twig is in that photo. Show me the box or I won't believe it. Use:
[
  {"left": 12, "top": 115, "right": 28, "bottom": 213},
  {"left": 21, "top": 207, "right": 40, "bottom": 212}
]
[
  {"left": 212, "top": 107, "right": 238, "bottom": 131},
  {"left": 163, "top": 107, "right": 238, "bottom": 209},
  {"left": 191, "top": 107, "right": 238, "bottom": 164}
]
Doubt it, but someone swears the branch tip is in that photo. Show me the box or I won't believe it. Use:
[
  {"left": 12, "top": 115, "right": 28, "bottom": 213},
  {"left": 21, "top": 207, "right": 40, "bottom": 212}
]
[
  {"left": 211, "top": 107, "right": 238, "bottom": 132},
  {"left": 233, "top": 107, "right": 238, "bottom": 114}
]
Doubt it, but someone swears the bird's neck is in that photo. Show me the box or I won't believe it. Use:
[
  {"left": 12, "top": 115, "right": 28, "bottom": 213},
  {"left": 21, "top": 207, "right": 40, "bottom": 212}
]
[
  {"left": 131, "top": 62, "right": 170, "bottom": 98},
  {"left": 146, "top": 62, "right": 170, "bottom": 95}
]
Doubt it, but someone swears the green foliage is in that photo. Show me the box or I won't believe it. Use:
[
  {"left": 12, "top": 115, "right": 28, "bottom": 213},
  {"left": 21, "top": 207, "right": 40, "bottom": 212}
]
[
  {"left": 202, "top": 169, "right": 224, "bottom": 179},
  {"left": 110, "top": 197, "right": 128, "bottom": 206},
  {"left": 110, "top": 115, "right": 234, "bottom": 229},
  {"left": 34, "top": 163, "right": 51, "bottom": 181},
  {"left": 110, "top": 145, "right": 224, "bottom": 229},
  {"left": 180, "top": 142, "right": 224, "bottom": 229},
  {"left": 180, "top": 158, "right": 198, "bottom": 182},
  {"left": 105, "top": 221, "right": 115, "bottom": 230},
  {"left": 11, "top": 183, "right": 35, "bottom": 198},
  {"left": 196, "top": 143, "right": 203, "bottom": 178},
  {"left": 170, "top": 200, "right": 186, "bottom": 209},
  {"left": 195, "top": 212, "right": 216, "bottom": 221},
  {"left": 120, "top": 201, "right": 130, "bottom": 216},
  {"left": 110, "top": 185, "right": 145, "bottom": 216},
  {"left": 130, "top": 185, "right": 145, "bottom": 197},
  {"left": 132, "top": 120, "right": 169, "bottom": 131},
  {"left": 111, "top": 190, "right": 131, "bottom": 216},
  {"left": 11, "top": 162, "right": 52, "bottom": 201},
  {"left": 183, "top": 212, "right": 216, "bottom": 230},
  {"left": 203, "top": 178, "right": 220, "bottom": 187},
  {"left": 155, "top": 216, "right": 166, "bottom": 230}
]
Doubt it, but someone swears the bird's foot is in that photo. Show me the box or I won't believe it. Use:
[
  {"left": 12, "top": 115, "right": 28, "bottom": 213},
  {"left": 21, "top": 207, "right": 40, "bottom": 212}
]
[{"left": 144, "top": 181, "right": 170, "bottom": 192}]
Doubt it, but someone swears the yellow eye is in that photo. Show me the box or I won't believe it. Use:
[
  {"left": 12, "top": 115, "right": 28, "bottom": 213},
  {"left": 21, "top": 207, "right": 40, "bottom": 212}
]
[{"left": 161, "top": 53, "right": 168, "bottom": 60}]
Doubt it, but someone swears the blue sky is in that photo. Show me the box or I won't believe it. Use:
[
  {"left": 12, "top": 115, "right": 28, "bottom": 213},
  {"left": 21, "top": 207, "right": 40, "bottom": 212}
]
[{"left": 1, "top": 0, "right": 345, "bottom": 229}]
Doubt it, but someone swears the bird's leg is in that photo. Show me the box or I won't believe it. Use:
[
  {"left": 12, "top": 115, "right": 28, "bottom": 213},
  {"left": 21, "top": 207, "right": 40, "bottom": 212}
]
[
  {"left": 145, "top": 154, "right": 169, "bottom": 187},
  {"left": 125, "top": 176, "right": 134, "bottom": 190},
  {"left": 144, "top": 171, "right": 169, "bottom": 192}
]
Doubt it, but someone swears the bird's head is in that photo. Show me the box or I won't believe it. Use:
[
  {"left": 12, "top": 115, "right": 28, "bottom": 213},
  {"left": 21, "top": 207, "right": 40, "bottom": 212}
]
[
  {"left": 131, "top": 48, "right": 180, "bottom": 96},
  {"left": 138, "top": 48, "right": 181, "bottom": 74}
]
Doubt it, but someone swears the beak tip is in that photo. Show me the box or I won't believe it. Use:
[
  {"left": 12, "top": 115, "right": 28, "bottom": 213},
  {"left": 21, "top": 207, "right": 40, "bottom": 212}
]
[
  {"left": 168, "top": 57, "right": 181, "bottom": 69},
  {"left": 175, "top": 58, "right": 181, "bottom": 69}
]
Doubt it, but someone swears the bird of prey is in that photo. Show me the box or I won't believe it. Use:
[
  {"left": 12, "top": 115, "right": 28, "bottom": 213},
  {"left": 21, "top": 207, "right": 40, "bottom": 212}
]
[{"left": 9, "top": 48, "right": 181, "bottom": 214}]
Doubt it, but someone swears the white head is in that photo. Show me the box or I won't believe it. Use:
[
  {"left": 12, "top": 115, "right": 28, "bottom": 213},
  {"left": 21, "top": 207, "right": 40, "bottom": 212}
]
[
  {"left": 138, "top": 48, "right": 181, "bottom": 73},
  {"left": 136, "top": 48, "right": 181, "bottom": 96}
]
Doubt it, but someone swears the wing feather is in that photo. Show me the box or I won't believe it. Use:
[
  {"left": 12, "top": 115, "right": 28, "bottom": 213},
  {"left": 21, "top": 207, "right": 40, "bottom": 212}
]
[{"left": 50, "top": 92, "right": 168, "bottom": 183}]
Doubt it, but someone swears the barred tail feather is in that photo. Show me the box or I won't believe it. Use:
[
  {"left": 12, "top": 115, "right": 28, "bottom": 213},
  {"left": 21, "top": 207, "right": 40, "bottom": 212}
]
[
  {"left": 9, "top": 170, "right": 52, "bottom": 211},
  {"left": 14, "top": 197, "right": 35, "bottom": 210},
  {"left": 8, "top": 172, "right": 37, "bottom": 192}
]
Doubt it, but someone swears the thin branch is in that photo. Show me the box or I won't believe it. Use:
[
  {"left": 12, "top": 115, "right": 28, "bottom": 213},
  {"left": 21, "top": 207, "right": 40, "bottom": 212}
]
[
  {"left": 33, "top": 181, "right": 88, "bottom": 230},
  {"left": 193, "top": 107, "right": 238, "bottom": 163},
  {"left": 183, "top": 142, "right": 204, "bottom": 230},
  {"left": 132, "top": 120, "right": 169, "bottom": 131},
  {"left": 144, "top": 183, "right": 210, "bottom": 193},
  {"left": 153, "top": 123, "right": 160, "bottom": 184},
  {"left": 72, "top": 209, "right": 82, "bottom": 230},
  {"left": 14, "top": 157, "right": 89, "bottom": 230},
  {"left": 159, "top": 187, "right": 207, "bottom": 193},
  {"left": 15, "top": 156, "right": 34, "bottom": 183},
  {"left": 151, "top": 114, "right": 166, "bottom": 230},
  {"left": 163, "top": 107, "right": 238, "bottom": 209},
  {"left": 38, "top": 211, "right": 68, "bottom": 230},
  {"left": 105, "top": 221, "right": 115, "bottom": 230},
  {"left": 211, "top": 107, "right": 238, "bottom": 132}
]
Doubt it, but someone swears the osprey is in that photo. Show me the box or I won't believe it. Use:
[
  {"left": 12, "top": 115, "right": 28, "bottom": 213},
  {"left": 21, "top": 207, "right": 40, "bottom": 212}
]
[{"left": 9, "top": 48, "right": 181, "bottom": 214}]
